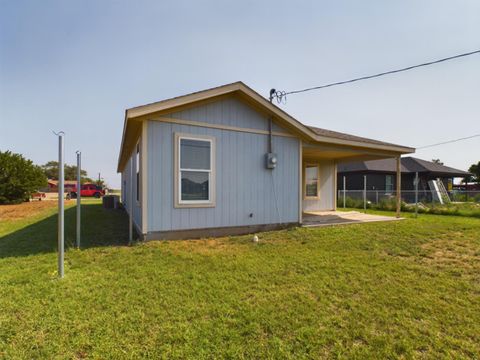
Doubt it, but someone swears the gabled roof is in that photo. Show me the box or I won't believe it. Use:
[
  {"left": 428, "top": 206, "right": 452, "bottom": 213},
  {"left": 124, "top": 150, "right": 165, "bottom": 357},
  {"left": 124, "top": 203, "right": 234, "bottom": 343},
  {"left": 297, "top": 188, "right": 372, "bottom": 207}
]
[
  {"left": 118, "top": 81, "right": 414, "bottom": 172},
  {"left": 338, "top": 157, "right": 471, "bottom": 177}
]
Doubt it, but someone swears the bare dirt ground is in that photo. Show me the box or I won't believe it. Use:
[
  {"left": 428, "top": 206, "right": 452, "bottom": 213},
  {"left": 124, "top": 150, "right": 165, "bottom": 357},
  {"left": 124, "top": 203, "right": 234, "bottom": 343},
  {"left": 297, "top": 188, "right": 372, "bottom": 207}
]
[{"left": 0, "top": 201, "right": 67, "bottom": 221}]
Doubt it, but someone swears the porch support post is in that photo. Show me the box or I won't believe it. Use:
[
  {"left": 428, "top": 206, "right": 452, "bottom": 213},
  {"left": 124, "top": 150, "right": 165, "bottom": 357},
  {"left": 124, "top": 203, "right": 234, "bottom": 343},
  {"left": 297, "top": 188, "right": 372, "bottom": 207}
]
[
  {"left": 396, "top": 156, "right": 401, "bottom": 218},
  {"left": 333, "top": 161, "right": 337, "bottom": 211}
]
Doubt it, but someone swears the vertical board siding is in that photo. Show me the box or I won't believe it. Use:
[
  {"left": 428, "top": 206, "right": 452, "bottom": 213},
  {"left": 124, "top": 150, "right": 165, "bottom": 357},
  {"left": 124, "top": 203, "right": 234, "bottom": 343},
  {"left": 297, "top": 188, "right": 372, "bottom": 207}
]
[
  {"left": 302, "top": 159, "right": 336, "bottom": 211},
  {"left": 122, "top": 147, "right": 142, "bottom": 231},
  {"left": 319, "top": 160, "right": 335, "bottom": 210},
  {"left": 168, "top": 97, "right": 284, "bottom": 132},
  {"left": 147, "top": 120, "right": 300, "bottom": 232}
]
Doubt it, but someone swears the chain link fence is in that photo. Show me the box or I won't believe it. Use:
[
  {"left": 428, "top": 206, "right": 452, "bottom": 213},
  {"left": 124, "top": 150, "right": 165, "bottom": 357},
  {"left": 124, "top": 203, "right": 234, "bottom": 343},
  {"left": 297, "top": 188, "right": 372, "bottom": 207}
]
[{"left": 338, "top": 190, "right": 480, "bottom": 208}]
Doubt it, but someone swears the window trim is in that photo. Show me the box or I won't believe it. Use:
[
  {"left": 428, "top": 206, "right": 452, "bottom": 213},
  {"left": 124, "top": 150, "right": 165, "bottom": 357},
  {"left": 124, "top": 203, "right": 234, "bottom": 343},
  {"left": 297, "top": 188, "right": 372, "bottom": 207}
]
[
  {"left": 304, "top": 163, "right": 320, "bottom": 200},
  {"left": 174, "top": 133, "right": 216, "bottom": 208}
]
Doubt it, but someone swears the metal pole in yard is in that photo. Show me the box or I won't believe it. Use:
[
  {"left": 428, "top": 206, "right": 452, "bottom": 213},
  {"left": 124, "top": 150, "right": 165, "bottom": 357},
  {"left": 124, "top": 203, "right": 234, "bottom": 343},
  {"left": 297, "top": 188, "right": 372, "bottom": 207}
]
[
  {"left": 396, "top": 156, "right": 402, "bottom": 218},
  {"left": 55, "top": 131, "right": 65, "bottom": 278},
  {"left": 414, "top": 172, "right": 419, "bottom": 218},
  {"left": 76, "top": 151, "right": 81, "bottom": 249},
  {"left": 363, "top": 175, "right": 367, "bottom": 213},
  {"left": 343, "top": 176, "right": 346, "bottom": 208},
  {"left": 129, "top": 159, "right": 133, "bottom": 243}
]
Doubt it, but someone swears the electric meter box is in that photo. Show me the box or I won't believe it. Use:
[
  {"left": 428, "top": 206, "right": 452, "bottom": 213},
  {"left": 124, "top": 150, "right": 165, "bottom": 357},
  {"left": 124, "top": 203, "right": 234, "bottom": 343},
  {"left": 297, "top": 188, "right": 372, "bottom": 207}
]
[{"left": 265, "top": 153, "right": 277, "bottom": 169}]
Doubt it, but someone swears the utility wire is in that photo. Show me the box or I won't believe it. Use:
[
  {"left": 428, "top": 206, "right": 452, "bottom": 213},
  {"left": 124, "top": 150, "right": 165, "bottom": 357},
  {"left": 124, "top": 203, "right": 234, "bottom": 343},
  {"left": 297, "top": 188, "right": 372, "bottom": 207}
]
[
  {"left": 271, "top": 49, "right": 480, "bottom": 102},
  {"left": 416, "top": 134, "right": 480, "bottom": 150}
]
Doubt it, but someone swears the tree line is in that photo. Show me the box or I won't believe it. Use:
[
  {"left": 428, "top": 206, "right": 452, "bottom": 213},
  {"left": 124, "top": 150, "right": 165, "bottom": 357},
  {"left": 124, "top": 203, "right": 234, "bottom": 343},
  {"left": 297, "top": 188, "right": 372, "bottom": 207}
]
[{"left": 0, "top": 150, "right": 105, "bottom": 204}]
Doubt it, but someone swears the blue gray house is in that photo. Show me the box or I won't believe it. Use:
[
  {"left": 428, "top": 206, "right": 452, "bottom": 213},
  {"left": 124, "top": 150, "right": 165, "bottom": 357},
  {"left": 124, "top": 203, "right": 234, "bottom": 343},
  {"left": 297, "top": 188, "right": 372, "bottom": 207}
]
[{"left": 118, "top": 82, "right": 414, "bottom": 240}]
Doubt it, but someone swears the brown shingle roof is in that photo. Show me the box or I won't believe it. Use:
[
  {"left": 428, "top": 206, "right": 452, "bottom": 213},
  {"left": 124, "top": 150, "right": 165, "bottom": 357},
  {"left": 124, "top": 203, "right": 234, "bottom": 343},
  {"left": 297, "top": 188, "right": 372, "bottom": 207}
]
[{"left": 308, "top": 126, "right": 406, "bottom": 148}]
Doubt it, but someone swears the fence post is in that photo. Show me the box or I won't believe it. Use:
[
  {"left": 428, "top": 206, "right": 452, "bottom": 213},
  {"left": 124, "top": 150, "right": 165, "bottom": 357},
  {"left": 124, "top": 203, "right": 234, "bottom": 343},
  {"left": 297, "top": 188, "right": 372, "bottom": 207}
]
[
  {"left": 56, "top": 132, "right": 64, "bottom": 278},
  {"left": 363, "top": 175, "right": 367, "bottom": 213},
  {"left": 376, "top": 190, "right": 378, "bottom": 204},
  {"left": 396, "top": 156, "right": 401, "bottom": 218},
  {"left": 76, "top": 151, "right": 81, "bottom": 249},
  {"left": 343, "top": 176, "right": 346, "bottom": 208},
  {"left": 414, "top": 172, "right": 419, "bottom": 218}
]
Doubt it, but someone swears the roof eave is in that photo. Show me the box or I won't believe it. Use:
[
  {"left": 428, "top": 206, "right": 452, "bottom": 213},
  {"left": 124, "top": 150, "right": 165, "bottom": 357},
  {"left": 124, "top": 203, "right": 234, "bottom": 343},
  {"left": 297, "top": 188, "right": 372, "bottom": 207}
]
[
  {"left": 311, "top": 135, "right": 415, "bottom": 154},
  {"left": 116, "top": 110, "right": 129, "bottom": 173}
]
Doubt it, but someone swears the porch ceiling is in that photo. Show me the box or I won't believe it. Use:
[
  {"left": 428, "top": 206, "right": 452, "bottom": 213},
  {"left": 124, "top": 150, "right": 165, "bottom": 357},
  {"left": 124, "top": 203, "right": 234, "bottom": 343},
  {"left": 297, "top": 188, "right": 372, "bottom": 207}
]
[{"left": 302, "top": 143, "right": 403, "bottom": 163}]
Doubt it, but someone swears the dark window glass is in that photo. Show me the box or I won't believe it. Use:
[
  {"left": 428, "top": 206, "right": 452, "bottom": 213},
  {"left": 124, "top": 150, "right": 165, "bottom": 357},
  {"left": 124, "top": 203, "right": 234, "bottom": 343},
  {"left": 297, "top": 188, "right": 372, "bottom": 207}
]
[
  {"left": 305, "top": 166, "right": 318, "bottom": 197},
  {"left": 386, "top": 175, "right": 394, "bottom": 192},
  {"left": 181, "top": 171, "right": 209, "bottom": 201},
  {"left": 180, "top": 139, "right": 210, "bottom": 170}
]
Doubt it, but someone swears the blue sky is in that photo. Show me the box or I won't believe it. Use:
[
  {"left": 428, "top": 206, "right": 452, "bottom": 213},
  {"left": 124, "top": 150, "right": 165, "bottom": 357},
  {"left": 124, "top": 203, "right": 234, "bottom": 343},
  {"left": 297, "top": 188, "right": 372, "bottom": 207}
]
[{"left": 1, "top": 0, "right": 479, "bottom": 187}]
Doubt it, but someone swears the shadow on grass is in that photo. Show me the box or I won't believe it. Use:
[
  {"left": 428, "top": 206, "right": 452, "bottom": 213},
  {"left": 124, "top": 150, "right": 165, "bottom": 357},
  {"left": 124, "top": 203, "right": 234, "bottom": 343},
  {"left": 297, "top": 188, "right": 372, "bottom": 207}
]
[{"left": 0, "top": 203, "right": 130, "bottom": 259}]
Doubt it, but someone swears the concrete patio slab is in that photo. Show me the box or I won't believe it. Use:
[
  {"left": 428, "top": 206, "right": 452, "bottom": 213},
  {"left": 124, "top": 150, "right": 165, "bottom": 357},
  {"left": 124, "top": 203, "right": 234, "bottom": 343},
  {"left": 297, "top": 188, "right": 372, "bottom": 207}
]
[{"left": 302, "top": 211, "right": 403, "bottom": 227}]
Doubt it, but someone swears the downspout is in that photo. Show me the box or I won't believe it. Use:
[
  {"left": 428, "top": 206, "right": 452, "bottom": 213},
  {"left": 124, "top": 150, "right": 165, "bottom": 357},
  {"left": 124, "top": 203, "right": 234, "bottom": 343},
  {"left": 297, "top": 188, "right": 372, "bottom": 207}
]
[
  {"left": 268, "top": 117, "right": 273, "bottom": 153},
  {"left": 268, "top": 89, "right": 281, "bottom": 225},
  {"left": 268, "top": 88, "right": 276, "bottom": 153}
]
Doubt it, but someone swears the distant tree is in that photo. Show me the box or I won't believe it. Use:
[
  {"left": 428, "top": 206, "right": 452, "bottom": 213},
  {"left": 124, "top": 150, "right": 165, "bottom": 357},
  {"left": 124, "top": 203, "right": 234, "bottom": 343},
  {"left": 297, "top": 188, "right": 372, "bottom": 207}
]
[
  {"left": 41, "top": 161, "right": 60, "bottom": 179},
  {"left": 41, "top": 161, "right": 90, "bottom": 182},
  {"left": 468, "top": 161, "right": 480, "bottom": 183},
  {"left": 431, "top": 159, "right": 444, "bottom": 165},
  {"left": 0, "top": 151, "right": 47, "bottom": 204}
]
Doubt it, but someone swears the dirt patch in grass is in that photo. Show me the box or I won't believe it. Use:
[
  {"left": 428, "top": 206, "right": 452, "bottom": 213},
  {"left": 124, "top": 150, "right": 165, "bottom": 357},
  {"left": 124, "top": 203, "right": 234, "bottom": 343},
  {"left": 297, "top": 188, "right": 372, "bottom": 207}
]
[
  {"left": 155, "top": 236, "right": 251, "bottom": 257},
  {"left": 0, "top": 201, "right": 67, "bottom": 221},
  {"left": 420, "top": 238, "right": 480, "bottom": 272}
]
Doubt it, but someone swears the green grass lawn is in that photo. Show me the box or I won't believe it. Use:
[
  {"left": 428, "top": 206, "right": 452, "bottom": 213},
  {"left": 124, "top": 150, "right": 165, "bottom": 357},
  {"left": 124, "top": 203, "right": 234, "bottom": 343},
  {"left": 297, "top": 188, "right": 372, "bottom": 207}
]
[{"left": 1, "top": 201, "right": 479, "bottom": 359}]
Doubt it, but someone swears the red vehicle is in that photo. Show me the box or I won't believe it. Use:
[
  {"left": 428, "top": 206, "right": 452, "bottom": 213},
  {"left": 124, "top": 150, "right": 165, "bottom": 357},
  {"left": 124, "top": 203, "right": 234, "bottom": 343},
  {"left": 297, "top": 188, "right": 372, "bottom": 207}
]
[{"left": 70, "top": 184, "right": 105, "bottom": 198}]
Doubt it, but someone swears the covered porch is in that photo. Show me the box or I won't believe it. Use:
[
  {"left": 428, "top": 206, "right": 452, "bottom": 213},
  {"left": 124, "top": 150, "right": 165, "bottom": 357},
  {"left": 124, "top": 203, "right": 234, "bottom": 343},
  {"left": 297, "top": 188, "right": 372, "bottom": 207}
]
[{"left": 299, "top": 139, "right": 407, "bottom": 222}]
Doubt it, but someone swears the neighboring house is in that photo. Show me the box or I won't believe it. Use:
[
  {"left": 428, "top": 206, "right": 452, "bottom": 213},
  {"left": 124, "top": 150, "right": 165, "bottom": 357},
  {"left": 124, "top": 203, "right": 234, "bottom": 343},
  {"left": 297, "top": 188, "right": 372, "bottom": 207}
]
[
  {"left": 337, "top": 157, "right": 471, "bottom": 193},
  {"left": 453, "top": 183, "right": 480, "bottom": 191},
  {"left": 117, "top": 82, "right": 414, "bottom": 240},
  {"left": 44, "top": 179, "right": 77, "bottom": 193}
]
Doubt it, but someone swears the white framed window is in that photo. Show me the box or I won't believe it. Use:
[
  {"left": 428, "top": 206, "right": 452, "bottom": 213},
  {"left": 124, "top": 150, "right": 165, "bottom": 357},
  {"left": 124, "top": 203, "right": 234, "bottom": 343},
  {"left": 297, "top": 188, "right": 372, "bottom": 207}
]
[
  {"left": 304, "top": 164, "right": 319, "bottom": 199},
  {"left": 385, "top": 175, "right": 394, "bottom": 193},
  {"left": 174, "top": 133, "right": 216, "bottom": 207}
]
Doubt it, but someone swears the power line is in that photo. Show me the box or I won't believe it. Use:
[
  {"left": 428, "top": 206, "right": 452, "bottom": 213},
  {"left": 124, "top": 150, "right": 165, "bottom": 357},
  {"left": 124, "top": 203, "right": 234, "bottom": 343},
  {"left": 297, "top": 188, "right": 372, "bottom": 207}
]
[
  {"left": 416, "top": 134, "right": 480, "bottom": 150},
  {"left": 271, "top": 49, "right": 480, "bottom": 102}
]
